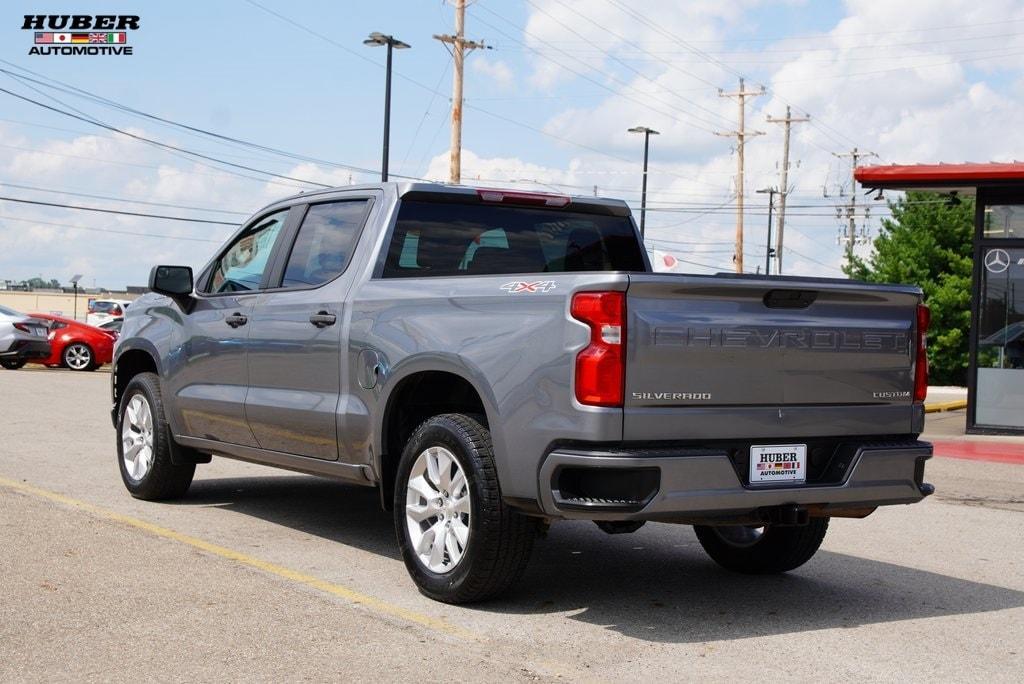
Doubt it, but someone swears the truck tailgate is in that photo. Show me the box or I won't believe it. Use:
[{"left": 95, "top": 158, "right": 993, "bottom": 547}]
[{"left": 623, "top": 274, "right": 922, "bottom": 441}]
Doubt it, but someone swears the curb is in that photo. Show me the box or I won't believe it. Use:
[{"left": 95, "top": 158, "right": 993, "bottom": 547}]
[{"left": 925, "top": 399, "right": 967, "bottom": 414}]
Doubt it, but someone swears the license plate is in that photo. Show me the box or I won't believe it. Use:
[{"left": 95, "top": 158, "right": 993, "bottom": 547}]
[
  {"left": 749, "top": 444, "right": 807, "bottom": 485},
  {"left": 34, "top": 328, "right": 46, "bottom": 337}
]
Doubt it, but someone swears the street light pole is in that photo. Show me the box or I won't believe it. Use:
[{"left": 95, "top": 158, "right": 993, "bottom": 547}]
[
  {"left": 364, "top": 32, "right": 411, "bottom": 182},
  {"left": 70, "top": 274, "right": 82, "bottom": 322},
  {"left": 756, "top": 188, "right": 777, "bottom": 275},
  {"left": 628, "top": 126, "right": 659, "bottom": 239}
]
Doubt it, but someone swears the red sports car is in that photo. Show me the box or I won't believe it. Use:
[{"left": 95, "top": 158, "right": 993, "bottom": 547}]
[{"left": 27, "top": 313, "right": 116, "bottom": 371}]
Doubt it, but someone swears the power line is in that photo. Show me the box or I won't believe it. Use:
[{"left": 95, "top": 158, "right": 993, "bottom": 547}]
[
  {"left": 0, "top": 61, "right": 430, "bottom": 182},
  {"left": 0, "top": 141, "right": 305, "bottom": 188},
  {"left": 0, "top": 181, "right": 249, "bottom": 216},
  {"left": 0, "top": 213, "right": 223, "bottom": 243},
  {"left": 0, "top": 196, "right": 239, "bottom": 225},
  {"left": 0, "top": 86, "right": 334, "bottom": 189},
  {"left": 469, "top": 5, "right": 725, "bottom": 135},
  {"left": 599, "top": 0, "right": 857, "bottom": 151},
  {"left": 520, "top": 0, "right": 734, "bottom": 125}
]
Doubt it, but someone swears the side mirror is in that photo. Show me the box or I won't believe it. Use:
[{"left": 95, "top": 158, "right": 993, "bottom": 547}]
[{"left": 149, "top": 265, "right": 193, "bottom": 297}]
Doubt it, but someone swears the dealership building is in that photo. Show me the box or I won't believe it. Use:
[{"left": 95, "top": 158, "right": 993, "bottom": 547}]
[{"left": 856, "top": 162, "right": 1024, "bottom": 434}]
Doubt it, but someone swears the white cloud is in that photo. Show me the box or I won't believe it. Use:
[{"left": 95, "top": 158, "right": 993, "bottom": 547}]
[{"left": 471, "top": 58, "right": 516, "bottom": 90}]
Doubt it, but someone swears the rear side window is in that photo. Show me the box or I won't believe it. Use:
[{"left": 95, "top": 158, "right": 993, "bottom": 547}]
[
  {"left": 281, "top": 200, "right": 368, "bottom": 288},
  {"left": 382, "top": 200, "right": 645, "bottom": 278}
]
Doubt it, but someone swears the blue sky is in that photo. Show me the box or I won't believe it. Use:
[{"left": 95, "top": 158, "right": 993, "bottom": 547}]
[{"left": 2, "top": 0, "right": 1023, "bottom": 287}]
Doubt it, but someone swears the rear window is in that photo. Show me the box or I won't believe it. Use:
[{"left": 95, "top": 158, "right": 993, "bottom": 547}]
[{"left": 381, "top": 200, "right": 646, "bottom": 278}]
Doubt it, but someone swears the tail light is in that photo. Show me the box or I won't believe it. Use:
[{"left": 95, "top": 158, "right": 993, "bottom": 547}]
[
  {"left": 914, "top": 304, "right": 930, "bottom": 402},
  {"left": 571, "top": 291, "right": 625, "bottom": 407},
  {"left": 12, "top": 322, "right": 32, "bottom": 333}
]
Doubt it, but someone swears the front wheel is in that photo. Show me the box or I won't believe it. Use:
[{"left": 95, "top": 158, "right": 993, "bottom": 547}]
[
  {"left": 117, "top": 372, "right": 195, "bottom": 500},
  {"left": 394, "top": 413, "right": 536, "bottom": 604},
  {"left": 694, "top": 518, "right": 829, "bottom": 574}
]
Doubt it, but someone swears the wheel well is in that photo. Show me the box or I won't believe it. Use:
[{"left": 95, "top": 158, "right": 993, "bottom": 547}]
[
  {"left": 113, "top": 349, "right": 157, "bottom": 411},
  {"left": 380, "top": 371, "right": 487, "bottom": 510}
]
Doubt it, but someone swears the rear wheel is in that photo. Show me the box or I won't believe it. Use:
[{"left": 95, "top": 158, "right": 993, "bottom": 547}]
[
  {"left": 394, "top": 413, "right": 536, "bottom": 604},
  {"left": 0, "top": 359, "right": 26, "bottom": 370},
  {"left": 694, "top": 518, "right": 829, "bottom": 574},
  {"left": 63, "top": 343, "right": 95, "bottom": 371},
  {"left": 117, "top": 372, "right": 195, "bottom": 500}
]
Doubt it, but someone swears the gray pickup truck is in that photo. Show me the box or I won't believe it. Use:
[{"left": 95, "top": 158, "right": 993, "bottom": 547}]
[{"left": 112, "top": 182, "right": 933, "bottom": 603}]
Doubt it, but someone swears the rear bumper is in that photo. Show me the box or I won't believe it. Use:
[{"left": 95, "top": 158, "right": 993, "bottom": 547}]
[
  {"left": 537, "top": 440, "right": 933, "bottom": 522},
  {"left": 0, "top": 339, "right": 51, "bottom": 360}
]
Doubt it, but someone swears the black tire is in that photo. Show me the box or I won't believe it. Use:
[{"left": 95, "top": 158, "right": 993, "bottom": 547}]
[
  {"left": 63, "top": 342, "right": 96, "bottom": 371},
  {"left": 394, "top": 413, "right": 536, "bottom": 604},
  {"left": 0, "top": 359, "right": 26, "bottom": 370},
  {"left": 694, "top": 518, "right": 829, "bottom": 574},
  {"left": 116, "top": 372, "right": 195, "bottom": 500}
]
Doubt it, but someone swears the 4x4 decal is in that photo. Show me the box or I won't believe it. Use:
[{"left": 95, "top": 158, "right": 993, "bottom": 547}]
[{"left": 500, "top": 280, "right": 556, "bottom": 294}]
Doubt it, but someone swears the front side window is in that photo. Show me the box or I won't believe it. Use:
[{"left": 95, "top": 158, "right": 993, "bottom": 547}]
[
  {"left": 206, "top": 209, "right": 288, "bottom": 294},
  {"left": 280, "top": 200, "right": 368, "bottom": 288},
  {"left": 382, "top": 200, "right": 645, "bottom": 278}
]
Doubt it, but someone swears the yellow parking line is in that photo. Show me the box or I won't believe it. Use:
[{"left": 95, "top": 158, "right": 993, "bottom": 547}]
[
  {"left": 925, "top": 400, "right": 968, "bottom": 413},
  {"left": 0, "top": 475, "right": 474, "bottom": 639}
]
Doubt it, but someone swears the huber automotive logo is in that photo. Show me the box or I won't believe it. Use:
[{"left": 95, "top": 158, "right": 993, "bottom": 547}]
[{"left": 23, "top": 15, "right": 138, "bottom": 56}]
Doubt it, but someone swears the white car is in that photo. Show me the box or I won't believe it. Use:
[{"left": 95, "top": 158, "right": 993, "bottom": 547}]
[{"left": 86, "top": 298, "right": 132, "bottom": 327}]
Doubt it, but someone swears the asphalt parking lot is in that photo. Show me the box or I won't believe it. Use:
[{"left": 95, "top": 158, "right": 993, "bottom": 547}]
[{"left": 1, "top": 368, "right": 1022, "bottom": 682}]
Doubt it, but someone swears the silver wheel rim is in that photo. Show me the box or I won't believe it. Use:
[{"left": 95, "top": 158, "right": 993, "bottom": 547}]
[
  {"left": 715, "top": 525, "right": 766, "bottom": 548},
  {"left": 121, "top": 394, "right": 154, "bottom": 481},
  {"left": 65, "top": 344, "right": 91, "bottom": 370},
  {"left": 405, "top": 446, "right": 471, "bottom": 574}
]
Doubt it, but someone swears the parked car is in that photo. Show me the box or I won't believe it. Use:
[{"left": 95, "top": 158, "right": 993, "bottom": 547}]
[
  {"left": 0, "top": 304, "right": 51, "bottom": 369},
  {"left": 98, "top": 319, "right": 122, "bottom": 337},
  {"left": 112, "top": 182, "right": 934, "bottom": 603},
  {"left": 86, "top": 298, "right": 131, "bottom": 327},
  {"left": 26, "top": 313, "right": 115, "bottom": 371}
]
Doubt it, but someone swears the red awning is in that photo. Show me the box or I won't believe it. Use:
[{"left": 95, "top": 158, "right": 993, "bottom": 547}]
[{"left": 855, "top": 162, "right": 1024, "bottom": 193}]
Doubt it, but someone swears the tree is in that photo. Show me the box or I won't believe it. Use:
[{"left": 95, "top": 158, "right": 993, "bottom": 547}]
[
  {"left": 846, "top": 191, "right": 973, "bottom": 386},
  {"left": 21, "top": 277, "right": 62, "bottom": 289}
]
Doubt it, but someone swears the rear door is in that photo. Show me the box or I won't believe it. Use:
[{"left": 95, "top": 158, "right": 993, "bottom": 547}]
[
  {"left": 623, "top": 275, "right": 921, "bottom": 441},
  {"left": 168, "top": 208, "right": 293, "bottom": 446},
  {"left": 244, "top": 196, "right": 373, "bottom": 460}
]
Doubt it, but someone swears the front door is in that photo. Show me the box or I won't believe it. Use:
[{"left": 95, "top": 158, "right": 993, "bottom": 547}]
[
  {"left": 974, "top": 238, "right": 1024, "bottom": 429},
  {"left": 167, "top": 208, "right": 291, "bottom": 446},
  {"left": 245, "top": 198, "right": 371, "bottom": 459}
]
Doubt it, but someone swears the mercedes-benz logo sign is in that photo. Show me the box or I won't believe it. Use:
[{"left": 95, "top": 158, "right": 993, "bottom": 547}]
[{"left": 985, "top": 248, "right": 1011, "bottom": 273}]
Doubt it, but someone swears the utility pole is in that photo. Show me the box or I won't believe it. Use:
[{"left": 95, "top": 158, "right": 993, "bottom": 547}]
[
  {"left": 434, "top": 0, "right": 487, "bottom": 185},
  {"left": 766, "top": 106, "right": 809, "bottom": 274},
  {"left": 833, "top": 147, "right": 877, "bottom": 274},
  {"left": 716, "top": 78, "right": 765, "bottom": 273}
]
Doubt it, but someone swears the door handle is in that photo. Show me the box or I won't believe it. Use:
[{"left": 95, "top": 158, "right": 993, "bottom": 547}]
[
  {"left": 225, "top": 312, "right": 248, "bottom": 328},
  {"left": 309, "top": 311, "right": 336, "bottom": 328}
]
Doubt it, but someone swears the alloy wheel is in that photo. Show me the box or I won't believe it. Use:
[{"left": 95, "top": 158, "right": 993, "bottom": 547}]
[
  {"left": 64, "top": 343, "right": 92, "bottom": 370},
  {"left": 121, "top": 394, "right": 155, "bottom": 481},
  {"left": 405, "top": 446, "right": 472, "bottom": 573}
]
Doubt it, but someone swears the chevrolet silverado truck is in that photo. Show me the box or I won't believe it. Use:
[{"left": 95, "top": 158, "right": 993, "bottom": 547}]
[{"left": 112, "top": 182, "right": 933, "bottom": 603}]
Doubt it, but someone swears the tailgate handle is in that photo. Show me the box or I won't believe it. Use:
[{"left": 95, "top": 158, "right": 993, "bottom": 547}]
[{"left": 763, "top": 289, "right": 817, "bottom": 309}]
